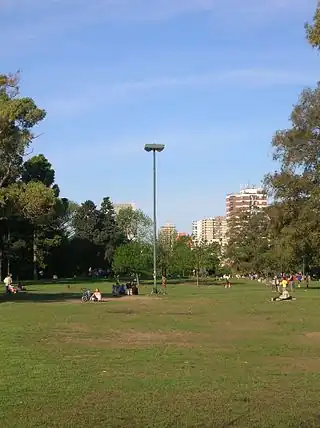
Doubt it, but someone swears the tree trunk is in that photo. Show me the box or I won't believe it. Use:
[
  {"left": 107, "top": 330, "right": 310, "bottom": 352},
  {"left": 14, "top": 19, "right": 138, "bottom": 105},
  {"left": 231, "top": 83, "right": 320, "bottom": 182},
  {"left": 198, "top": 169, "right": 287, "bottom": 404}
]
[
  {"left": 7, "top": 226, "right": 10, "bottom": 275},
  {"left": 196, "top": 270, "right": 199, "bottom": 287},
  {"left": 135, "top": 272, "right": 140, "bottom": 286},
  {"left": 33, "top": 229, "right": 38, "bottom": 280},
  {"left": 0, "top": 248, "right": 2, "bottom": 282}
]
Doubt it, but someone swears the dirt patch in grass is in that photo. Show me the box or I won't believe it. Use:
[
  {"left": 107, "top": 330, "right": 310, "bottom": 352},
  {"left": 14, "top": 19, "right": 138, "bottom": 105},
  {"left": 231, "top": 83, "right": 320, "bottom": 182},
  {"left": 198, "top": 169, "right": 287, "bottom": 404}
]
[
  {"left": 62, "top": 296, "right": 155, "bottom": 304},
  {"left": 55, "top": 322, "right": 90, "bottom": 332},
  {"left": 299, "top": 332, "right": 320, "bottom": 349},
  {"left": 304, "top": 332, "right": 320, "bottom": 340},
  {"left": 263, "top": 356, "right": 320, "bottom": 373}
]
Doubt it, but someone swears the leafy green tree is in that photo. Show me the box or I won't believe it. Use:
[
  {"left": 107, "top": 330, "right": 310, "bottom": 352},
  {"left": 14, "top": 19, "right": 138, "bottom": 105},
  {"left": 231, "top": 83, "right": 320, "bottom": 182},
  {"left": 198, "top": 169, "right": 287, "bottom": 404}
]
[
  {"left": 100, "top": 197, "right": 120, "bottom": 266},
  {"left": 0, "top": 73, "right": 46, "bottom": 188},
  {"left": 0, "top": 73, "right": 46, "bottom": 278},
  {"left": 0, "top": 181, "right": 56, "bottom": 278},
  {"left": 306, "top": 3, "right": 320, "bottom": 49},
  {"left": 112, "top": 241, "right": 152, "bottom": 283},
  {"left": 264, "top": 82, "right": 320, "bottom": 272},
  {"left": 191, "top": 240, "right": 220, "bottom": 286},
  {"left": 170, "top": 235, "right": 194, "bottom": 277},
  {"left": 157, "top": 228, "right": 177, "bottom": 278},
  {"left": 21, "top": 154, "right": 55, "bottom": 187},
  {"left": 116, "top": 207, "right": 152, "bottom": 243},
  {"left": 72, "top": 200, "right": 103, "bottom": 270}
]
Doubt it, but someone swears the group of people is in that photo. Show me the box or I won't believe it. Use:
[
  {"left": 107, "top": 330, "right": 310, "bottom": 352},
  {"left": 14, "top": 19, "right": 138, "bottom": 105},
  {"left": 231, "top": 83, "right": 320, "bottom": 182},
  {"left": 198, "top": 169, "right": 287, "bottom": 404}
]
[
  {"left": 3, "top": 274, "right": 25, "bottom": 294},
  {"left": 112, "top": 280, "right": 139, "bottom": 297},
  {"left": 272, "top": 273, "right": 311, "bottom": 292}
]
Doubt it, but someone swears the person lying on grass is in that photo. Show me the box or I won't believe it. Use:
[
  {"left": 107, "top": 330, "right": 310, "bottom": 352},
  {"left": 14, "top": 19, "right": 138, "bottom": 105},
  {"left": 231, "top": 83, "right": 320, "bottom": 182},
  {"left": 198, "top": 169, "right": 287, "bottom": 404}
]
[{"left": 90, "top": 288, "right": 102, "bottom": 302}]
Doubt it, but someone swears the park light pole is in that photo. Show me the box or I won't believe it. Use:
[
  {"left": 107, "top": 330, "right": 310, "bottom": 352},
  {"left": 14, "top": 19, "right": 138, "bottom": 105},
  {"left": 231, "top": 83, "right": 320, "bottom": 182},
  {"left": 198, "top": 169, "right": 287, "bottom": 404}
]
[{"left": 144, "top": 143, "right": 165, "bottom": 292}]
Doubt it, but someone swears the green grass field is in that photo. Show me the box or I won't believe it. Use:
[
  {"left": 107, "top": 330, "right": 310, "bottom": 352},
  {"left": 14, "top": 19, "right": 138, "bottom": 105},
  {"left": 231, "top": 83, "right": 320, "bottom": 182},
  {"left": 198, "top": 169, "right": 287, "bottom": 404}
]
[{"left": 1, "top": 280, "right": 320, "bottom": 427}]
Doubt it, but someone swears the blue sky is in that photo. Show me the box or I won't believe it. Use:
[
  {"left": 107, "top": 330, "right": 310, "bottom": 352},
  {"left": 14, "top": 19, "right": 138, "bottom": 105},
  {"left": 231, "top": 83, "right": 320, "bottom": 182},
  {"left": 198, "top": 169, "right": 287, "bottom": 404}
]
[{"left": 1, "top": 0, "right": 318, "bottom": 232}]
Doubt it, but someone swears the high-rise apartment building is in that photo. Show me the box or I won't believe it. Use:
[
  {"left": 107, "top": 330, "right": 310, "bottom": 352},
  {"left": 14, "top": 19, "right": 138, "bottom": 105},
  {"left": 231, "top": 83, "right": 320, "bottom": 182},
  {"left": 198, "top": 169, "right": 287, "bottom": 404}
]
[
  {"left": 192, "top": 218, "right": 215, "bottom": 243},
  {"left": 192, "top": 217, "right": 227, "bottom": 245},
  {"left": 214, "top": 216, "right": 228, "bottom": 247},
  {"left": 226, "top": 186, "right": 267, "bottom": 218},
  {"left": 114, "top": 203, "right": 136, "bottom": 214}
]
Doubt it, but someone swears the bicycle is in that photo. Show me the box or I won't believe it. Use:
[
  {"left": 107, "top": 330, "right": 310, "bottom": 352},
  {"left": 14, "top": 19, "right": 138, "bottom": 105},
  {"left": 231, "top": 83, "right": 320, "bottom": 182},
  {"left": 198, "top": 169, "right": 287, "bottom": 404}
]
[
  {"left": 81, "top": 288, "right": 92, "bottom": 302},
  {"left": 151, "top": 287, "right": 167, "bottom": 296}
]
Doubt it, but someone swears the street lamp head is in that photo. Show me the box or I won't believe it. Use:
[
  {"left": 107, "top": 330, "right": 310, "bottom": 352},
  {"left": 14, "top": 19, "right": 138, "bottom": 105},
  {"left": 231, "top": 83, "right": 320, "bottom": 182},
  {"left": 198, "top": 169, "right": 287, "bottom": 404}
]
[{"left": 144, "top": 143, "right": 165, "bottom": 153}]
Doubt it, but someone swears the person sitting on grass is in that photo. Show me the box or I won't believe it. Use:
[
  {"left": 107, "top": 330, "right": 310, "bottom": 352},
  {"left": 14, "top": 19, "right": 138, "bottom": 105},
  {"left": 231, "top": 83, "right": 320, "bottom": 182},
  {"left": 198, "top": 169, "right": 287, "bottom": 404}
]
[
  {"left": 271, "top": 288, "right": 295, "bottom": 301},
  {"left": 16, "top": 282, "right": 26, "bottom": 291},
  {"left": 90, "top": 288, "right": 102, "bottom": 302}
]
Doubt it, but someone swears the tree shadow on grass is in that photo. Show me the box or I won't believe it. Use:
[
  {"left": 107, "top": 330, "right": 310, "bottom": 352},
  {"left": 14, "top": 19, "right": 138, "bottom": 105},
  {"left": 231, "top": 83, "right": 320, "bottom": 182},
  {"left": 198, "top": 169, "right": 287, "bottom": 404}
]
[{"left": 0, "top": 291, "right": 126, "bottom": 304}]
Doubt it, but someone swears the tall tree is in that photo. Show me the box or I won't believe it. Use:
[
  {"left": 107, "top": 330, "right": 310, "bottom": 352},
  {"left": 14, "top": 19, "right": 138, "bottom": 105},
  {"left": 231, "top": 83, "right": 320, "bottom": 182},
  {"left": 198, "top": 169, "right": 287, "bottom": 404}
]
[
  {"left": 21, "top": 154, "right": 55, "bottom": 187},
  {"left": 100, "top": 197, "right": 119, "bottom": 266},
  {"left": 170, "top": 235, "right": 194, "bottom": 277},
  {"left": 0, "top": 181, "right": 56, "bottom": 278},
  {"left": 0, "top": 73, "right": 46, "bottom": 188},
  {"left": 112, "top": 241, "right": 152, "bottom": 282},
  {"left": 191, "top": 240, "right": 220, "bottom": 286},
  {"left": 306, "top": 3, "right": 320, "bottom": 49},
  {"left": 116, "top": 207, "right": 152, "bottom": 243},
  {"left": 0, "top": 73, "right": 46, "bottom": 278},
  {"left": 264, "top": 83, "right": 320, "bottom": 271}
]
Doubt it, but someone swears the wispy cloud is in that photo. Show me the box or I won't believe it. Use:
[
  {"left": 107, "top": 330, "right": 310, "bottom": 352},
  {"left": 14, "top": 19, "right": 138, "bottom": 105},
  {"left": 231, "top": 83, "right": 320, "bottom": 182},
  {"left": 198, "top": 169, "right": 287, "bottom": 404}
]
[
  {"left": 44, "top": 67, "right": 317, "bottom": 116},
  {"left": 0, "top": 0, "right": 313, "bottom": 53}
]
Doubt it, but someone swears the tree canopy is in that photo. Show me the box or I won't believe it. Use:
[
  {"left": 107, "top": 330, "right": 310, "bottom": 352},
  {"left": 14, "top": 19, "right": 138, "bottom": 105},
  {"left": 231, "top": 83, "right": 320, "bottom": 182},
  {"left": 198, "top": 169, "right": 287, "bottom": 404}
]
[{"left": 226, "top": 4, "right": 320, "bottom": 275}]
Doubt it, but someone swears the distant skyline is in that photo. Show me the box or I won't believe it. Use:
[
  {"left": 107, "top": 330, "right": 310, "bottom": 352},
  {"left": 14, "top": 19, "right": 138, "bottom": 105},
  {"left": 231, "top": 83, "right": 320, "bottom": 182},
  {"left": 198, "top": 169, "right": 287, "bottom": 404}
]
[{"left": 1, "top": 0, "right": 317, "bottom": 232}]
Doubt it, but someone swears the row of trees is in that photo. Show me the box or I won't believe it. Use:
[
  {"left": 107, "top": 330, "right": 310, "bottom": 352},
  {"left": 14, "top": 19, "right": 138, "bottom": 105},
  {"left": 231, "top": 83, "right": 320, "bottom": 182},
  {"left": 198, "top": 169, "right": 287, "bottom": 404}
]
[
  {"left": 225, "top": 6, "right": 320, "bottom": 275},
  {"left": 0, "top": 74, "right": 222, "bottom": 280},
  {"left": 113, "top": 232, "right": 221, "bottom": 285},
  {"left": 2, "top": 6, "right": 318, "bottom": 280}
]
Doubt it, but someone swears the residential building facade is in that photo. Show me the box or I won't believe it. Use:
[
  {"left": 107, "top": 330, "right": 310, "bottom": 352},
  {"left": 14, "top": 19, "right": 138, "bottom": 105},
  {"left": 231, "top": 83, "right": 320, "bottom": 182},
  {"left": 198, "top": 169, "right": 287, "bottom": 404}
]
[
  {"left": 192, "top": 217, "right": 227, "bottom": 245},
  {"left": 226, "top": 186, "right": 267, "bottom": 218}
]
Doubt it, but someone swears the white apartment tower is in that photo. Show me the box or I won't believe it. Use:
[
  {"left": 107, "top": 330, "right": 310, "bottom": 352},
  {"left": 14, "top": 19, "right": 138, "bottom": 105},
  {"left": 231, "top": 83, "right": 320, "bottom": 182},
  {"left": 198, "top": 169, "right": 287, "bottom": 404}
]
[{"left": 192, "top": 217, "right": 227, "bottom": 245}]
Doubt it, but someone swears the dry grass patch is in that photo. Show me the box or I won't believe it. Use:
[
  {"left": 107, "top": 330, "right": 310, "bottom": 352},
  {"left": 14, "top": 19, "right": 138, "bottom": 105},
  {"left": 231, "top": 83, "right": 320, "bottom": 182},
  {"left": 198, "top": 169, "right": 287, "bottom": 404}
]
[
  {"left": 263, "top": 356, "right": 320, "bottom": 373},
  {"left": 55, "top": 322, "right": 90, "bottom": 332},
  {"left": 304, "top": 332, "right": 320, "bottom": 340},
  {"left": 46, "top": 329, "right": 209, "bottom": 349}
]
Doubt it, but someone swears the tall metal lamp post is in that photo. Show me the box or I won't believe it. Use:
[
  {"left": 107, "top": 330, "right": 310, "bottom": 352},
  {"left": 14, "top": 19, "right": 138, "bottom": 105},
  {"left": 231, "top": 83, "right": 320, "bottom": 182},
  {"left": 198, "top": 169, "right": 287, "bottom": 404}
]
[{"left": 144, "top": 143, "right": 165, "bottom": 292}]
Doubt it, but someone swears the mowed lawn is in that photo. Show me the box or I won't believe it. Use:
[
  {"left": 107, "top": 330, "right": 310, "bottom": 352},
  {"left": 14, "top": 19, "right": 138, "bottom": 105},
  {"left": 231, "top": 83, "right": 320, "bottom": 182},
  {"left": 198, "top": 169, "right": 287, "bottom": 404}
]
[{"left": 1, "top": 281, "right": 320, "bottom": 428}]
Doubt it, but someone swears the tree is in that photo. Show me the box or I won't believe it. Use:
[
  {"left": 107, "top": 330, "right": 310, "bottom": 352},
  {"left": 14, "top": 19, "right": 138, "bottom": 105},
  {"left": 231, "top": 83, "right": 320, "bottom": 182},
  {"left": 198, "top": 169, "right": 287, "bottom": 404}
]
[
  {"left": 20, "top": 154, "right": 67, "bottom": 278},
  {"left": 100, "top": 197, "right": 120, "bottom": 266},
  {"left": 226, "top": 209, "right": 276, "bottom": 274},
  {"left": 170, "top": 235, "right": 194, "bottom": 277},
  {"left": 306, "top": 3, "right": 320, "bottom": 49},
  {"left": 0, "top": 73, "right": 46, "bottom": 278},
  {"left": 71, "top": 198, "right": 122, "bottom": 274},
  {"left": 116, "top": 207, "right": 152, "bottom": 243},
  {"left": 223, "top": 6, "right": 320, "bottom": 276},
  {"left": 112, "top": 241, "right": 152, "bottom": 282},
  {"left": 191, "top": 240, "right": 220, "bottom": 286},
  {"left": 0, "top": 181, "right": 56, "bottom": 278},
  {"left": 157, "top": 228, "right": 178, "bottom": 278},
  {"left": 71, "top": 200, "right": 103, "bottom": 271},
  {"left": 264, "top": 83, "right": 320, "bottom": 272},
  {"left": 21, "top": 154, "right": 55, "bottom": 187},
  {"left": 0, "top": 73, "right": 46, "bottom": 188}
]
